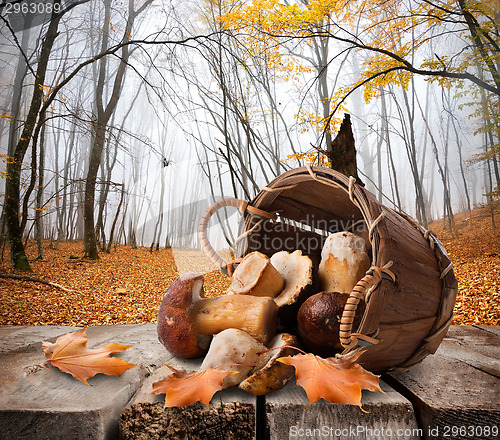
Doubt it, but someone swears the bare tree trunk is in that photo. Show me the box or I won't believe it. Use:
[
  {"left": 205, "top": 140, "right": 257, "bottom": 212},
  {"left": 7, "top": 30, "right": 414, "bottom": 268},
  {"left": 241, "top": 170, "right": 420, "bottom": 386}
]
[
  {"left": 483, "top": 128, "right": 497, "bottom": 229},
  {"left": 4, "top": 3, "right": 62, "bottom": 271},
  {"left": 381, "top": 90, "right": 402, "bottom": 210},
  {"left": 315, "top": 32, "right": 332, "bottom": 149},
  {"left": 96, "top": 134, "right": 118, "bottom": 251},
  {"left": 83, "top": 0, "right": 132, "bottom": 259},
  {"left": 84, "top": 123, "right": 107, "bottom": 259},
  {"left": 83, "top": 0, "right": 153, "bottom": 258},
  {"left": 7, "top": 17, "right": 32, "bottom": 158},
  {"left": 375, "top": 119, "right": 383, "bottom": 201},
  {"left": 416, "top": 96, "right": 454, "bottom": 235},
  {"left": 35, "top": 116, "right": 46, "bottom": 260},
  {"left": 401, "top": 85, "right": 428, "bottom": 227},
  {"left": 106, "top": 182, "right": 125, "bottom": 253},
  {"left": 153, "top": 159, "right": 166, "bottom": 251}
]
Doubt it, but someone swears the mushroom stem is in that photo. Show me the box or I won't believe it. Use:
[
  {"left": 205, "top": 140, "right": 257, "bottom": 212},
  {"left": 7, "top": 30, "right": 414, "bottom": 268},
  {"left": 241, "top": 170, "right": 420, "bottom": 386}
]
[{"left": 189, "top": 295, "right": 278, "bottom": 344}]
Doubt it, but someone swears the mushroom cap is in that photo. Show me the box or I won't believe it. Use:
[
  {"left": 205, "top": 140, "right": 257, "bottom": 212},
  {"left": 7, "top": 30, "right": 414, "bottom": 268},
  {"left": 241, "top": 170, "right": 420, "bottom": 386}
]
[
  {"left": 270, "top": 250, "right": 313, "bottom": 307},
  {"left": 297, "top": 291, "right": 366, "bottom": 357},
  {"left": 238, "top": 333, "right": 299, "bottom": 395},
  {"left": 160, "top": 272, "right": 205, "bottom": 308},
  {"left": 200, "top": 328, "right": 270, "bottom": 388},
  {"left": 318, "top": 231, "right": 371, "bottom": 293},
  {"left": 157, "top": 273, "right": 210, "bottom": 359},
  {"left": 229, "top": 251, "right": 284, "bottom": 297}
]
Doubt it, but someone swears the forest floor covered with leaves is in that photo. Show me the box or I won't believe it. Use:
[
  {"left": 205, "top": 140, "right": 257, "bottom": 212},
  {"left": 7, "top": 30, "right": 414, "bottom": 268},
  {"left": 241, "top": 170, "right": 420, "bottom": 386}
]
[
  {"left": 0, "top": 245, "right": 231, "bottom": 326},
  {"left": 428, "top": 208, "right": 499, "bottom": 325},
  {"left": 0, "top": 207, "right": 498, "bottom": 327}
]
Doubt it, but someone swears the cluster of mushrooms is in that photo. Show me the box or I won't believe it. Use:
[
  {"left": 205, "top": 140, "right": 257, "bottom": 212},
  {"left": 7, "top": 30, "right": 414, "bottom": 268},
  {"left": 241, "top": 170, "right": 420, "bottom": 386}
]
[{"left": 157, "top": 230, "right": 371, "bottom": 395}]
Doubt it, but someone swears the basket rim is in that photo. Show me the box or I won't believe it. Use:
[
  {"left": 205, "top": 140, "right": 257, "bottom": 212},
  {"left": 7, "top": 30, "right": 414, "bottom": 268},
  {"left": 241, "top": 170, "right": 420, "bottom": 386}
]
[
  {"left": 245, "top": 165, "right": 457, "bottom": 369},
  {"left": 198, "top": 165, "right": 458, "bottom": 371}
]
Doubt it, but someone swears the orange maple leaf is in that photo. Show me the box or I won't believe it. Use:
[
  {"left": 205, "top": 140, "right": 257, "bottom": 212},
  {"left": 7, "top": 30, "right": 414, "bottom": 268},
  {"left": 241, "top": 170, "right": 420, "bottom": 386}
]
[
  {"left": 42, "top": 328, "right": 136, "bottom": 385},
  {"left": 277, "top": 352, "right": 382, "bottom": 408},
  {"left": 151, "top": 366, "right": 238, "bottom": 409}
]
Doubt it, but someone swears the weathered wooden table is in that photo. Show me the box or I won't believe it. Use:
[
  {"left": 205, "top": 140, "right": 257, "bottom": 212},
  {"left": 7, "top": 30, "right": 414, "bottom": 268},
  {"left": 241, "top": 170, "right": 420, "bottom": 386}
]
[{"left": 0, "top": 325, "right": 498, "bottom": 440}]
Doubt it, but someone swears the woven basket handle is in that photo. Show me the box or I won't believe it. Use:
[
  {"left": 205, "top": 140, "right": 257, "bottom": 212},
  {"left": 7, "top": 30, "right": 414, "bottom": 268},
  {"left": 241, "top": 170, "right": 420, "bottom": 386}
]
[
  {"left": 339, "top": 263, "right": 395, "bottom": 350},
  {"left": 198, "top": 198, "right": 276, "bottom": 275}
]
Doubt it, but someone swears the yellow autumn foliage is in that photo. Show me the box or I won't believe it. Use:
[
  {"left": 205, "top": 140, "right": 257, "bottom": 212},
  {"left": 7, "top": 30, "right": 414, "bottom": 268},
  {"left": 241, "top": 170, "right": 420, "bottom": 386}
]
[{"left": 221, "top": 0, "right": 500, "bottom": 102}]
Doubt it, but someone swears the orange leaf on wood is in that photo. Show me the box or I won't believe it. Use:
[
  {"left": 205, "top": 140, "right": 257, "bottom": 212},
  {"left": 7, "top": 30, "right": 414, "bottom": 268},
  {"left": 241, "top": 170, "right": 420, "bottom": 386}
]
[
  {"left": 277, "top": 352, "right": 382, "bottom": 408},
  {"left": 42, "top": 328, "right": 136, "bottom": 385},
  {"left": 151, "top": 366, "right": 238, "bottom": 409}
]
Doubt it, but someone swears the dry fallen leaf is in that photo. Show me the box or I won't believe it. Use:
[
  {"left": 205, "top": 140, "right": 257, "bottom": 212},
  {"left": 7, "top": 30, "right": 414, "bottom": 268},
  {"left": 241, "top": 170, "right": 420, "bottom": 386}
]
[
  {"left": 278, "top": 352, "right": 382, "bottom": 408},
  {"left": 42, "top": 328, "right": 136, "bottom": 385},
  {"left": 151, "top": 366, "right": 238, "bottom": 408}
]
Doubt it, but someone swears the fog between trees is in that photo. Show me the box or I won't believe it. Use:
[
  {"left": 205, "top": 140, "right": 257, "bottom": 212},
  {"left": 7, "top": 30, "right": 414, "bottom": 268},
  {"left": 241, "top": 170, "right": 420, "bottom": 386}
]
[{"left": 0, "top": 0, "right": 498, "bottom": 271}]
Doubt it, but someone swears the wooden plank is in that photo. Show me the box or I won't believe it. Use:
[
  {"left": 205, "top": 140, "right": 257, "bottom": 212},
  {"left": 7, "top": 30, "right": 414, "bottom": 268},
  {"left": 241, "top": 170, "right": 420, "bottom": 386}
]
[
  {"left": 4, "top": 324, "right": 497, "bottom": 440},
  {"left": 120, "top": 363, "right": 257, "bottom": 440},
  {"left": 386, "top": 325, "right": 500, "bottom": 440},
  {"left": 0, "top": 324, "right": 172, "bottom": 440},
  {"left": 0, "top": 325, "right": 79, "bottom": 353},
  {"left": 476, "top": 325, "right": 500, "bottom": 337},
  {"left": 439, "top": 325, "right": 500, "bottom": 377},
  {"left": 0, "top": 325, "right": 27, "bottom": 339},
  {"left": 264, "top": 380, "right": 421, "bottom": 440}
]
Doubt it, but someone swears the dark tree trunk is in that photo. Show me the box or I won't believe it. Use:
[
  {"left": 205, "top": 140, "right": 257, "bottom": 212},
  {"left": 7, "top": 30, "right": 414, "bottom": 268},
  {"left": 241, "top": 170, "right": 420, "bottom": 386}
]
[
  {"left": 82, "top": 0, "right": 151, "bottom": 258},
  {"left": 4, "top": 5, "right": 62, "bottom": 271},
  {"left": 35, "top": 118, "right": 46, "bottom": 260},
  {"left": 83, "top": 124, "right": 107, "bottom": 259},
  {"left": 324, "top": 114, "right": 364, "bottom": 185},
  {"left": 83, "top": 0, "right": 128, "bottom": 259}
]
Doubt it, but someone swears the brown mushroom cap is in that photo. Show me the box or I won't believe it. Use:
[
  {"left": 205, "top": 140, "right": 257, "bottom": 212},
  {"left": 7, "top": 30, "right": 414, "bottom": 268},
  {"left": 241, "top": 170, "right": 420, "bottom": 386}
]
[
  {"left": 238, "top": 333, "right": 299, "bottom": 395},
  {"left": 157, "top": 273, "right": 211, "bottom": 359},
  {"left": 297, "top": 291, "right": 366, "bottom": 357}
]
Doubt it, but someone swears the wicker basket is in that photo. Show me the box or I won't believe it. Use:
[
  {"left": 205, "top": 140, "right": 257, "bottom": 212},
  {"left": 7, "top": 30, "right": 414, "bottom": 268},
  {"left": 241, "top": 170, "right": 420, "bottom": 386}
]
[{"left": 199, "top": 165, "right": 457, "bottom": 372}]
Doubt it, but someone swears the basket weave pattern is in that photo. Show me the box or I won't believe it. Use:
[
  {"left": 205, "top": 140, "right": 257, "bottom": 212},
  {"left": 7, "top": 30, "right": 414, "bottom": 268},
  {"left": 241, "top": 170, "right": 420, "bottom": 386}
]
[{"left": 200, "top": 166, "right": 458, "bottom": 371}]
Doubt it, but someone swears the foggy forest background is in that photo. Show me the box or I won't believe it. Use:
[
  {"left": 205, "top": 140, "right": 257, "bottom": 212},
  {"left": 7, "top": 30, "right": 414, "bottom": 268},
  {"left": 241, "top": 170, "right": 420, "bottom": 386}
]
[{"left": 1, "top": 0, "right": 499, "bottom": 272}]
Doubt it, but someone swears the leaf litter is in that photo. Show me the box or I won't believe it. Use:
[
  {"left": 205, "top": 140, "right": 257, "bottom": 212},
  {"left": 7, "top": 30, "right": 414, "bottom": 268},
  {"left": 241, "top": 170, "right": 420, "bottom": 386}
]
[
  {"left": 0, "top": 243, "right": 230, "bottom": 326},
  {"left": 428, "top": 208, "right": 500, "bottom": 326},
  {"left": 0, "top": 207, "right": 498, "bottom": 326}
]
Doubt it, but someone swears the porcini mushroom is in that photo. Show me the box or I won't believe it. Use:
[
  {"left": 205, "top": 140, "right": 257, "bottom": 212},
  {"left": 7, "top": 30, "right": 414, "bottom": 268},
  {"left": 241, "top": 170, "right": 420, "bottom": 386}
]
[
  {"left": 228, "top": 251, "right": 284, "bottom": 298},
  {"left": 200, "top": 328, "right": 271, "bottom": 388},
  {"left": 297, "top": 291, "right": 366, "bottom": 357},
  {"left": 270, "top": 250, "right": 313, "bottom": 307},
  {"left": 269, "top": 250, "right": 314, "bottom": 329},
  {"left": 158, "top": 273, "right": 279, "bottom": 358},
  {"left": 157, "top": 272, "right": 211, "bottom": 359},
  {"left": 239, "top": 333, "right": 299, "bottom": 395},
  {"left": 318, "top": 231, "right": 371, "bottom": 293},
  {"left": 189, "top": 294, "right": 278, "bottom": 344}
]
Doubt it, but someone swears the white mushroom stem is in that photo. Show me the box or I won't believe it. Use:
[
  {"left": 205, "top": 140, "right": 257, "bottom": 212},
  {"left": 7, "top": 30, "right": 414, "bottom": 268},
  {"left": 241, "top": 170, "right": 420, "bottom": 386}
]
[
  {"left": 189, "top": 294, "right": 278, "bottom": 344},
  {"left": 228, "top": 251, "right": 284, "bottom": 297}
]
